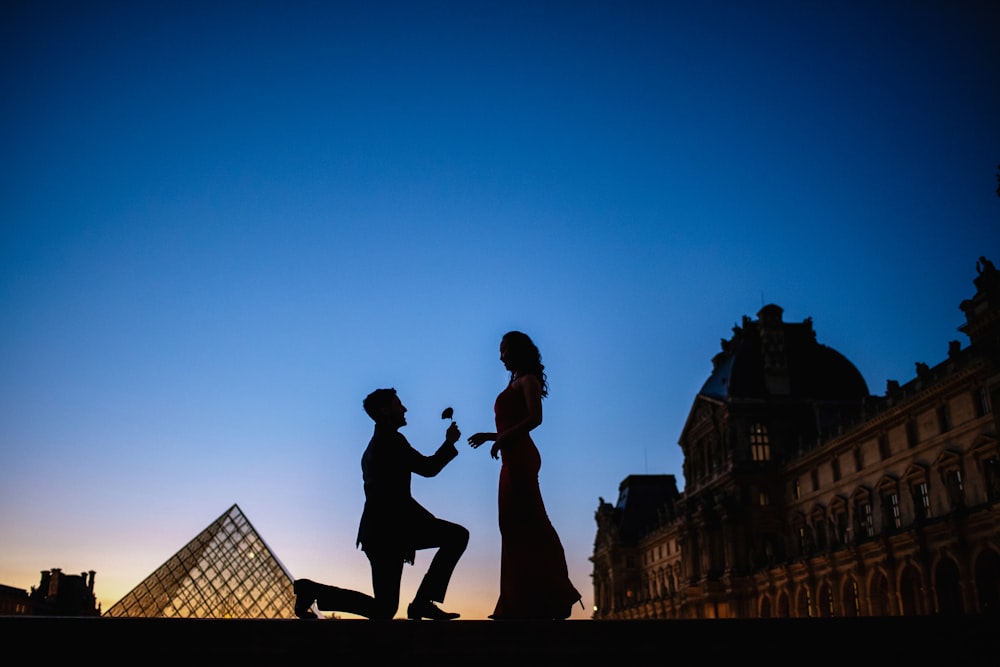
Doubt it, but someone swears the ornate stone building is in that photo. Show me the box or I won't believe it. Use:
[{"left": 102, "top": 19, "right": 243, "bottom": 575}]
[
  {"left": 27, "top": 568, "right": 100, "bottom": 616},
  {"left": 592, "top": 257, "right": 1000, "bottom": 618}
]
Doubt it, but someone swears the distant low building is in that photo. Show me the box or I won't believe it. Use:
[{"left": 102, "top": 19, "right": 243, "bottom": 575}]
[
  {"left": 28, "top": 568, "right": 100, "bottom": 616},
  {"left": 592, "top": 257, "right": 1000, "bottom": 618},
  {"left": 0, "top": 584, "right": 30, "bottom": 615}
]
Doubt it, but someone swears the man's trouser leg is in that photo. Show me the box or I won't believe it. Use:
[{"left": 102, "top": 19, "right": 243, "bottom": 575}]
[{"left": 412, "top": 518, "right": 469, "bottom": 603}]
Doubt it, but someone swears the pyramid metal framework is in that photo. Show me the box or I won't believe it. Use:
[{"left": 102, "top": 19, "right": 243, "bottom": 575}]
[{"left": 105, "top": 503, "right": 298, "bottom": 619}]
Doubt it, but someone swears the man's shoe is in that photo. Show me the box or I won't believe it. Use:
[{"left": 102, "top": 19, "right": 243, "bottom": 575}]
[
  {"left": 293, "top": 579, "right": 319, "bottom": 619},
  {"left": 407, "top": 600, "right": 459, "bottom": 620}
]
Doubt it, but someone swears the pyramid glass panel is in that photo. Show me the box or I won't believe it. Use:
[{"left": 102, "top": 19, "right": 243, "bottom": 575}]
[{"left": 105, "top": 504, "right": 299, "bottom": 619}]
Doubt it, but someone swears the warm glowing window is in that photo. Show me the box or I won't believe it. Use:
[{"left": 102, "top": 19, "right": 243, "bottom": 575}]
[
  {"left": 750, "top": 423, "right": 770, "bottom": 461},
  {"left": 802, "top": 588, "right": 814, "bottom": 618},
  {"left": 823, "top": 585, "right": 834, "bottom": 616},
  {"left": 848, "top": 580, "right": 861, "bottom": 616}
]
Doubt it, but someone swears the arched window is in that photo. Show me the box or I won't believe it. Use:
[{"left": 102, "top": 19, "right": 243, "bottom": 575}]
[
  {"left": 869, "top": 571, "right": 891, "bottom": 616},
  {"left": 898, "top": 564, "right": 924, "bottom": 615},
  {"left": 934, "top": 557, "right": 963, "bottom": 614},
  {"left": 974, "top": 549, "right": 1000, "bottom": 614},
  {"left": 777, "top": 591, "right": 790, "bottom": 617},
  {"left": 842, "top": 578, "right": 861, "bottom": 617},
  {"left": 817, "top": 581, "right": 834, "bottom": 617},
  {"left": 795, "top": 585, "right": 813, "bottom": 618},
  {"left": 759, "top": 595, "right": 772, "bottom": 618}
]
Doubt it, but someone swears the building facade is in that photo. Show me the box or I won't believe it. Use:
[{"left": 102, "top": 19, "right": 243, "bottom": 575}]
[
  {"left": 592, "top": 257, "right": 1000, "bottom": 618},
  {"left": 24, "top": 568, "right": 101, "bottom": 616}
]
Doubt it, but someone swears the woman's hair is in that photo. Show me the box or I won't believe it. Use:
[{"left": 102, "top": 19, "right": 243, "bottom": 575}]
[{"left": 502, "top": 330, "right": 548, "bottom": 398}]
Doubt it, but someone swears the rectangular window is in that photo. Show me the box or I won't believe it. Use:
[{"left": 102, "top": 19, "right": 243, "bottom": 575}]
[
  {"left": 885, "top": 493, "right": 901, "bottom": 530},
  {"left": 750, "top": 423, "right": 771, "bottom": 462},
  {"left": 793, "top": 479, "right": 801, "bottom": 500},
  {"left": 974, "top": 387, "right": 991, "bottom": 418},
  {"left": 832, "top": 456, "right": 841, "bottom": 481},
  {"left": 878, "top": 434, "right": 891, "bottom": 460},
  {"left": 985, "top": 457, "right": 1000, "bottom": 503},
  {"left": 906, "top": 420, "right": 919, "bottom": 448},
  {"left": 854, "top": 447, "right": 863, "bottom": 472},
  {"left": 945, "top": 469, "right": 964, "bottom": 509},
  {"left": 915, "top": 482, "right": 931, "bottom": 520},
  {"left": 811, "top": 469, "right": 820, "bottom": 491},
  {"left": 836, "top": 512, "right": 849, "bottom": 545},
  {"left": 861, "top": 502, "right": 874, "bottom": 538},
  {"left": 937, "top": 404, "right": 951, "bottom": 434},
  {"left": 759, "top": 489, "right": 770, "bottom": 506}
]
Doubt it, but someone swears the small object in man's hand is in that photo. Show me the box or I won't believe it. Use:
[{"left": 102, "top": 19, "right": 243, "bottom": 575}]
[{"left": 441, "top": 407, "right": 453, "bottom": 420}]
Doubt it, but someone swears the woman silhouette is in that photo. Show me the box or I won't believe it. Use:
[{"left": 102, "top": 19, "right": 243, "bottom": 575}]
[{"left": 468, "top": 331, "right": 582, "bottom": 619}]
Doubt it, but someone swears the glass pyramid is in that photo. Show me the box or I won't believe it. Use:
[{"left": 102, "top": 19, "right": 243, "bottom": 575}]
[{"left": 105, "top": 503, "right": 303, "bottom": 619}]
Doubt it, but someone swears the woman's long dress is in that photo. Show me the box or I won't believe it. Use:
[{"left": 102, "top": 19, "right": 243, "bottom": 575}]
[{"left": 491, "top": 382, "right": 581, "bottom": 619}]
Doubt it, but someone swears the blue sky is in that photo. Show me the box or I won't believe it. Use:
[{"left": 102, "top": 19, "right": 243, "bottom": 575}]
[{"left": 1, "top": 1, "right": 998, "bottom": 619}]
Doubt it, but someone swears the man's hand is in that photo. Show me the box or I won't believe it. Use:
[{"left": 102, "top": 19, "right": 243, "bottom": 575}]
[{"left": 445, "top": 421, "right": 461, "bottom": 445}]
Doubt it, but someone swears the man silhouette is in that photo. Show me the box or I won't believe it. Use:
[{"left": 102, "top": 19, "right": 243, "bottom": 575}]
[{"left": 294, "top": 388, "right": 469, "bottom": 620}]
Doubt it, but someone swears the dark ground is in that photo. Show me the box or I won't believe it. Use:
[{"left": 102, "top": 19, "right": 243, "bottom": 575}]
[{"left": 3, "top": 615, "right": 993, "bottom": 665}]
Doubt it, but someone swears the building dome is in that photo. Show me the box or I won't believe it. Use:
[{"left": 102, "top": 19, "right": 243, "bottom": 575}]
[{"left": 699, "top": 305, "right": 869, "bottom": 401}]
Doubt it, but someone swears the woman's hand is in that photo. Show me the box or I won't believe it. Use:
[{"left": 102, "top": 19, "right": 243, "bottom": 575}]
[
  {"left": 488, "top": 432, "right": 511, "bottom": 460},
  {"left": 467, "top": 432, "right": 496, "bottom": 449}
]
